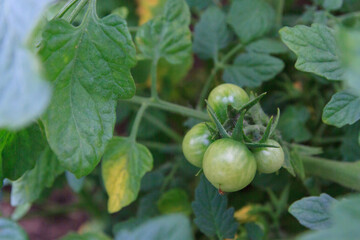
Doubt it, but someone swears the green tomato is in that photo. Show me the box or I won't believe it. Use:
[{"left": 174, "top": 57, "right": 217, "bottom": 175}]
[
  {"left": 208, "top": 83, "right": 249, "bottom": 123},
  {"left": 253, "top": 139, "right": 284, "bottom": 174},
  {"left": 182, "top": 122, "right": 213, "bottom": 167},
  {"left": 203, "top": 138, "right": 257, "bottom": 192}
]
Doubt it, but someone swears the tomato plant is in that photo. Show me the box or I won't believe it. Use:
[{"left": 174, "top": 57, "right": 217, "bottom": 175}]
[{"left": 1, "top": 0, "right": 360, "bottom": 239}]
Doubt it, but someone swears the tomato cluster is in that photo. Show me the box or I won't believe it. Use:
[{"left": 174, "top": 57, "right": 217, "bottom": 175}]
[{"left": 182, "top": 84, "right": 284, "bottom": 193}]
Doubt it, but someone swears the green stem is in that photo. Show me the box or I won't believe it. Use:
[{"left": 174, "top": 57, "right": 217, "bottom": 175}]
[
  {"left": 196, "top": 67, "right": 219, "bottom": 110},
  {"left": 140, "top": 141, "right": 182, "bottom": 152},
  {"left": 129, "top": 103, "right": 148, "bottom": 142},
  {"left": 143, "top": 113, "right": 182, "bottom": 143},
  {"left": 55, "top": 0, "right": 79, "bottom": 19},
  {"left": 302, "top": 156, "right": 360, "bottom": 191},
  {"left": 161, "top": 160, "right": 180, "bottom": 192},
  {"left": 275, "top": 0, "right": 284, "bottom": 26},
  {"left": 66, "top": 0, "right": 89, "bottom": 23},
  {"left": 128, "top": 26, "right": 139, "bottom": 33},
  {"left": 221, "top": 43, "right": 244, "bottom": 65},
  {"left": 338, "top": 11, "right": 360, "bottom": 21},
  {"left": 151, "top": 58, "right": 159, "bottom": 100},
  {"left": 125, "top": 96, "right": 209, "bottom": 121}
]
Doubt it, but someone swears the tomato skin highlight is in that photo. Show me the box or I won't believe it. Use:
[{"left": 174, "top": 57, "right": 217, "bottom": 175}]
[
  {"left": 253, "top": 139, "right": 284, "bottom": 174},
  {"left": 207, "top": 84, "right": 249, "bottom": 123},
  {"left": 182, "top": 122, "right": 213, "bottom": 167},
  {"left": 203, "top": 138, "right": 257, "bottom": 192}
]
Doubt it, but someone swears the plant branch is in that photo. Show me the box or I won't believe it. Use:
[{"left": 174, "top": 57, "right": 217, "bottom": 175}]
[
  {"left": 302, "top": 156, "right": 360, "bottom": 191},
  {"left": 151, "top": 58, "right": 159, "bottom": 100},
  {"left": 124, "top": 96, "right": 209, "bottom": 121},
  {"left": 129, "top": 103, "right": 148, "bottom": 142},
  {"left": 196, "top": 67, "right": 219, "bottom": 110}
]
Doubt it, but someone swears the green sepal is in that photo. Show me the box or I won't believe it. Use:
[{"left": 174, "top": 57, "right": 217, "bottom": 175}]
[
  {"left": 226, "top": 104, "right": 238, "bottom": 120},
  {"left": 206, "top": 100, "right": 231, "bottom": 138},
  {"left": 259, "top": 116, "right": 273, "bottom": 143},
  {"left": 237, "top": 92, "right": 267, "bottom": 113},
  {"left": 269, "top": 108, "right": 280, "bottom": 138}
]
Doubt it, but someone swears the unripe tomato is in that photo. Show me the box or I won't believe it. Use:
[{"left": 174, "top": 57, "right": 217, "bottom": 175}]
[
  {"left": 253, "top": 139, "right": 284, "bottom": 174},
  {"left": 208, "top": 84, "right": 249, "bottom": 123},
  {"left": 203, "top": 138, "right": 257, "bottom": 192},
  {"left": 182, "top": 122, "right": 213, "bottom": 167}
]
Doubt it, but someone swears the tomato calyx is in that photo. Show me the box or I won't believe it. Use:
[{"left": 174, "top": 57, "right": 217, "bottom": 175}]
[{"left": 218, "top": 188, "right": 225, "bottom": 195}]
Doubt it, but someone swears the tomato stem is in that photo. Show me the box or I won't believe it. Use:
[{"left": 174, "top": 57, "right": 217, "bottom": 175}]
[
  {"left": 124, "top": 96, "right": 210, "bottom": 121},
  {"left": 129, "top": 103, "right": 148, "bottom": 142},
  {"left": 302, "top": 156, "right": 360, "bottom": 191},
  {"left": 151, "top": 57, "right": 159, "bottom": 100}
]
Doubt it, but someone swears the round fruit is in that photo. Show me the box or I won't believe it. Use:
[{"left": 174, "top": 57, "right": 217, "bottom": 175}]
[
  {"left": 182, "top": 122, "right": 213, "bottom": 167},
  {"left": 253, "top": 139, "right": 284, "bottom": 174},
  {"left": 203, "top": 138, "right": 257, "bottom": 192},
  {"left": 207, "top": 84, "right": 249, "bottom": 123}
]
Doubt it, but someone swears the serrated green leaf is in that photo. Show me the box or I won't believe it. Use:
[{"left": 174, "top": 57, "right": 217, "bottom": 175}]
[
  {"left": 0, "top": 0, "right": 51, "bottom": 129},
  {"left": 60, "top": 232, "right": 111, "bottom": 240},
  {"left": 0, "top": 218, "right": 28, "bottom": 240},
  {"left": 2, "top": 124, "right": 46, "bottom": 180},
  {"left": 337, "top": 27, "right": 360, "bottom": 92},
  {"left": 137, "top": 191, "right": 161, "bottom": 218},
  {"left": 322, "top": 91, "right": 360, "bottom": 128},
  {"left": 245, "top": 222, "right": 265, "bottom": 240},
  {"left": 101, "top": 137, "right": 153, "bottom": 213},
  {"left": 136, "top": 0, "right": 191, "bottom": 64},
  {"left": 157, "top": 188, "right": 192, "bottom": 215},
  {"left": 38, "top": 2, "right": 136, "bottom": 177},
  {"left": 289, "top": 193, "right": 335, "bottom": 230},
  {"left": 280, "top": 24, "right": 345, "bottom": 80},
  {"left": 115, "top": 214, "right": 193, "bottom": 240},
  {"left": 300, "top": 194, "right": 360, "bottom": 240},
  {"left": 164, "top": 0, "right": 190, "bottom": 26},
  {"left": 193, "top": 7, "right": 232, "bottom": 60},
  {"left": 223, "top": 53, "right": 284, "bottom": 87},
  {"left": 340, "top": 122, "right": 360, "bottom": 162},
  {"left": 11, "top": 147, "right": 64, "bottom": 206},
  {"left": 227, "top": 0, "right": 275, "bottom": 43},
  {"left": 191, "top": 175, "right": 238, "bottom": 239},
  {"left": 186, "top": 0, "right": 213, "bottom": 10},
  {"left": 246, "top": 38, "right": 288, "bottom": 54},
  {"left": 322, "top": 0, "right": 343, "bottom": 10},
  {"left": 278, "top": 106, "right": 311, "bottom": 142}
]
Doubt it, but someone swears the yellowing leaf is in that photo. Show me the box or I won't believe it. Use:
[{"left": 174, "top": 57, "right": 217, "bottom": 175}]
[
  {"left": 102, "top": 137, "right": 153, "bottom": 213},
  {"left": 136, "top": 0, "right": 166, "bottom": 25},
  {"left": 234, "top": 205, "right": 258, "bottom": 223}
]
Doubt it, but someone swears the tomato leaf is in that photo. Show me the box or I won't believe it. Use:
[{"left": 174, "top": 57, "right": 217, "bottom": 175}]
[
  {"left": 340, "top": 122, "right": 360, "bottom": 162},
  {"left": 299, "top": 194, "right": 360, "bottom": 240},
  {"left": 136, "top": 0, "right": 191, "bottom": 64},
  {"left": 289, "top": 193, "right": 335, "bottom": 230},
  {"left": 186, "top": 0, "right": 213, "bottom": 10},
  {"left": 0, "top": 0, "right": 51, "bottom": 129},
  {"left": 322, "top": 91, "right": 360, "bottom": 128},
  {"left": 157, "top": 188, "right": 192, "bottom": 215},
  {"left": 191, "top": 175, "right": 238, "bottom": 239},
  {"left": 223, "top": 53, "right": 284, "bottom": 87},
  {"left": 0, "top": 218, "right": 28, "bottom": 240},
  {"left": 101, "top": 137, "right": 153, "bottom": 213},
  {"left": 193, "top": 7, "right": 232, "bottom": 60},
  {"left": 227, "top": 0, "right": 275, "bottom": 43},
  {"left": 11, "top": 147, "right": 63, "bottom": 206},
  {"left": 246, "top": 38, "right": 288, "bottom": 54},
  {"left": 278, "top": 106, "right": 311, "bottom": 142},
  {"left": 115, "top": 214, "right": 194, "bottom": 240},
  {"left": 38, "top": 2, "right": 136, "bottom": 177},
  {"left": 279, "top": 24, "right": 345, "bottom": 80},
  {"left": 2, "top": 124, "right": 47, "bottom": 180},
  {"left": 322, "top": 0, "right": 343, "bottom": 11}
]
